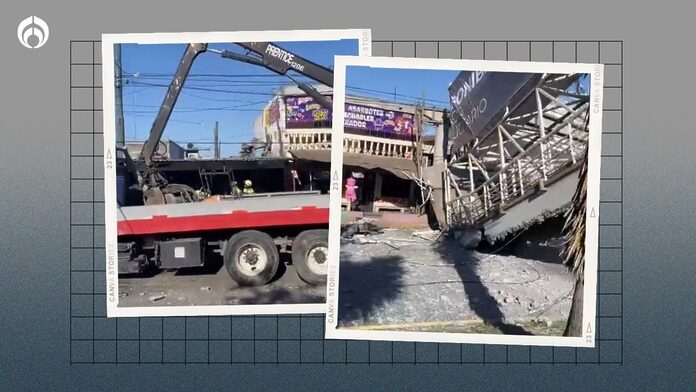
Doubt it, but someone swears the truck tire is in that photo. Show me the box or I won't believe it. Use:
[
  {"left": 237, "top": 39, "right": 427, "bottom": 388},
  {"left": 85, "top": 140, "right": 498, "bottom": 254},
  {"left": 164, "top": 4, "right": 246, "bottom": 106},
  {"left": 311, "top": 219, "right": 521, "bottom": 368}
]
[
  {"left": 292, "top": 229, "right": 329, "bottom": 285},
  {"left": 224, "top": 230, "right": 279, "bottom": 286}
]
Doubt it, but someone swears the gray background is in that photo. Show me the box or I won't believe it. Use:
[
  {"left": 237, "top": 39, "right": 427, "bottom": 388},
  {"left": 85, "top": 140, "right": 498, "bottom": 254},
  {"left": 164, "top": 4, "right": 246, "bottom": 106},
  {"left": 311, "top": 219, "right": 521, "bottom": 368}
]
[
  {"left": 0, "top": 1, "right": 693, "bottom": 390},
  {"left": 68, "top": 39, "right": 622, "bottom": 367}
]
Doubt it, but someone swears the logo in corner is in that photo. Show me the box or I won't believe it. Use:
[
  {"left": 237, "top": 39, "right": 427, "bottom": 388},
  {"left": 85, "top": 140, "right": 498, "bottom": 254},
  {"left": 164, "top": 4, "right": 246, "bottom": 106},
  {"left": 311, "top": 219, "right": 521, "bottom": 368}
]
[{"left": 17, "top": 16, "right": 49, "bottom": 49}]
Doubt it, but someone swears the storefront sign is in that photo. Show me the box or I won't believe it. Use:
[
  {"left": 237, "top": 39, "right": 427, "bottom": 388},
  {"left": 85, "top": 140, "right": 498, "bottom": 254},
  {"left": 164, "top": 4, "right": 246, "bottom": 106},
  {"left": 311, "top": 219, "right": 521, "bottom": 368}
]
[
  {"left": 448, "top": 71, "right": 540, "bottom": 149},
  {"left": 285, "top": 96, "right": 415, "bottom": 135}
]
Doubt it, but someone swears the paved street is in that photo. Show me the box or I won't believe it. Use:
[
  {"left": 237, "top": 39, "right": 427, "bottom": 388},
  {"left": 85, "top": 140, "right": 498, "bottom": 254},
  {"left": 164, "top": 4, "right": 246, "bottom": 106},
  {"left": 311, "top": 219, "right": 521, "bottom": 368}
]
[
  {"left": 337, "top": 229, "right": 574, "bottom": 335},
  {"left": 118, "top": 254, "right": 325, "bottom": 307}
]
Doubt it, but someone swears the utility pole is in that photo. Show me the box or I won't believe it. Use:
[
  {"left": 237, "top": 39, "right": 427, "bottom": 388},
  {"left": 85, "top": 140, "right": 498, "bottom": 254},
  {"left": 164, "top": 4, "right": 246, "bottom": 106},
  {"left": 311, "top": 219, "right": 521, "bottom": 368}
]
[
  {"left": 114, "top": 44, "right": 125, "bottom": 146},
  {"left": 213, "top": 121, "right": 220, "bottom": 158},
  {"left": 412, "top": 96, "right": 426, "bottom": 213}
]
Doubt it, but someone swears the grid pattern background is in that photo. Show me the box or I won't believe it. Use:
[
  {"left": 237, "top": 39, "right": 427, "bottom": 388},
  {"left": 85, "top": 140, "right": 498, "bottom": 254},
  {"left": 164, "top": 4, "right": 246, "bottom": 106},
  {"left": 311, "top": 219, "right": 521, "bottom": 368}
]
[{"left": 70, "top": 40, "right": 623, "bottom": 364}]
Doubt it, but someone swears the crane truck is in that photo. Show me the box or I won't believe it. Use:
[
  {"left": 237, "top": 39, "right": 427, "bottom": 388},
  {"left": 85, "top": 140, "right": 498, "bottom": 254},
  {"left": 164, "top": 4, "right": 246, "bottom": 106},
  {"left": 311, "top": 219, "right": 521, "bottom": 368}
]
[{"left": 115, "top": 42, "right": 334, "bottom": 287}]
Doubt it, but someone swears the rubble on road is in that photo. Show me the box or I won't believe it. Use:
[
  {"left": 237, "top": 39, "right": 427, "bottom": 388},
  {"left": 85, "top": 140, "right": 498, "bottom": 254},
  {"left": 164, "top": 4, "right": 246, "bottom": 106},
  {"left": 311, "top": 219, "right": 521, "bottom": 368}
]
[
  {"left": 341, "top": 217, "right": 380, "bottom": 239},
  {"left": 148, "top": 294, "right": 165, "bottom": 302},
  {"left": 337, "top": 228, "right": 574, "bottom": 335},
  {"left": 118, "top": 263, "right": 325, "bottom": 308}
]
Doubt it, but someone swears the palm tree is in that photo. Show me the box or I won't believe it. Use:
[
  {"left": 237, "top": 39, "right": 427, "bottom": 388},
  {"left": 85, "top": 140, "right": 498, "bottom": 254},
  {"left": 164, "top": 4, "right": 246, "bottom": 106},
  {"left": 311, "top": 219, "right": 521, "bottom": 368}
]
[{"left": 562, "top": 151, "right": 588, "bottom": 337}]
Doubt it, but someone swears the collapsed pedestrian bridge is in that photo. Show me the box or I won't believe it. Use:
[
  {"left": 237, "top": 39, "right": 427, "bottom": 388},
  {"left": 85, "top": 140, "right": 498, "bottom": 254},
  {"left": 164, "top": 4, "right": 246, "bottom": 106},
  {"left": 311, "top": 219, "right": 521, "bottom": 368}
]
[{"left": 443, "top": 71, "right": 591, "bottom": 240}]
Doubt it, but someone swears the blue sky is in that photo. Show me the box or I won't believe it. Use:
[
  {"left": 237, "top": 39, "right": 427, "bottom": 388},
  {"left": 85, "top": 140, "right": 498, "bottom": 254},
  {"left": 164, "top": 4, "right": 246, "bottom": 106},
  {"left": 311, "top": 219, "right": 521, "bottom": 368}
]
[
  {"left": 345, "top": 66, "right": 459, "bottom": 110},
  {"left": 119, "top": 42, "right": 589, "bottom": 157},
  {"left": 345, "top": 66, "right": 591, "bottom": 108},
  {"left": 119, "top": 39, "right": 358, "bottom": 156},
  {"left": 345, "top": 66, "right": 590, "bottom": 137}
]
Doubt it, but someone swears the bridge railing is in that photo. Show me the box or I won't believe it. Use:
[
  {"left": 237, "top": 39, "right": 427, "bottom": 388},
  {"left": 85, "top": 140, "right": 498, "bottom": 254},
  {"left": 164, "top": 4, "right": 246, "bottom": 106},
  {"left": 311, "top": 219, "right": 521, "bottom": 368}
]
[
  {"left": 446, "top": 95, "right": 590, "bottom": 227},
  {"left": 284, "top": 129, "right": 433, "bottom": 160},
  {"left": 447, "top": 134, "right": 586, "bottom": 227}
]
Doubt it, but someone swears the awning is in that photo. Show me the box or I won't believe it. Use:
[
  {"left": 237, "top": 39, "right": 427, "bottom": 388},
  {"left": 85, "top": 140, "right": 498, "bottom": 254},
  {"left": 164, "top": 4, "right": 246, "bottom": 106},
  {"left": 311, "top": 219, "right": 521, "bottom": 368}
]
[{"left": 288, "top": 149, "right": 418, "bottom": 180}]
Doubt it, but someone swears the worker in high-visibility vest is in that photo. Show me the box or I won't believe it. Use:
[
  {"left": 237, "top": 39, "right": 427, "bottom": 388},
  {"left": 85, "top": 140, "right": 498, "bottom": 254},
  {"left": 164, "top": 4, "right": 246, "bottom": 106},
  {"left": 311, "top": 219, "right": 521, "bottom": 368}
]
[
  {"left": 242, "top": 179, "right": 255, "bottom": 195},
  {"left": 195, "top": 188, "right": 210, "bottom": 201}
]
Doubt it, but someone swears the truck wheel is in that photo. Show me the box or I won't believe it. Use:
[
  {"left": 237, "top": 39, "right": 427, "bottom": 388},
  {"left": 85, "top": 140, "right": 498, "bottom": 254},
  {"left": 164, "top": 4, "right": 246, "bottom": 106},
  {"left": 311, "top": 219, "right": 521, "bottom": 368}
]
[
  {"left": 224, "top": 230, "right": 279, "bottom": 286},
  {"left": 292, "top": 229, "right": 329, "bottom": 285}
]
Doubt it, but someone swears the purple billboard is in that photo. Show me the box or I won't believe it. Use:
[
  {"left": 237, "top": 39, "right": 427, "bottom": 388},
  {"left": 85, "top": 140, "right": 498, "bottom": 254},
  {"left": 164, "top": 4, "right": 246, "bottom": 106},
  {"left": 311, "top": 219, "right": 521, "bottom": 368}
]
[
  {"left": 285, "top": 96, "right": 332, "bottom": 124},
  {"left": 285, "top": 96, "right": 415, "bottom": 136}
]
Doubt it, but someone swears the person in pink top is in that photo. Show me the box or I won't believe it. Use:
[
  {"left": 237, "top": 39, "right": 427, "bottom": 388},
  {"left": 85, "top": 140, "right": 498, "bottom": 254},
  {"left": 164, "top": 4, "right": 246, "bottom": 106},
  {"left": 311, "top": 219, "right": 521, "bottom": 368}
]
[{"left": 345, "top": 177, "right": 358, "bottom": 211}]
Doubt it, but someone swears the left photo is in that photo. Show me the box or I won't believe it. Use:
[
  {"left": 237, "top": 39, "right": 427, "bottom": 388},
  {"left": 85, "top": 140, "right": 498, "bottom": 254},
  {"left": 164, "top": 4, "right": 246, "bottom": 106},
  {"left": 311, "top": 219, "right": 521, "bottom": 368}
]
[{"left": 101, "top": 29, "right": 371, "bottom": 317}]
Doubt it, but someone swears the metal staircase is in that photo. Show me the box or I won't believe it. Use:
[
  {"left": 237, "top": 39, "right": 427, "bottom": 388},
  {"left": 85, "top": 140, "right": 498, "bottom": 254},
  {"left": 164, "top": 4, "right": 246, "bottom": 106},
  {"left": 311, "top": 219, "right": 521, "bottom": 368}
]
[{"left": 445, "top": 74, "right": 591, "bottom": 231}]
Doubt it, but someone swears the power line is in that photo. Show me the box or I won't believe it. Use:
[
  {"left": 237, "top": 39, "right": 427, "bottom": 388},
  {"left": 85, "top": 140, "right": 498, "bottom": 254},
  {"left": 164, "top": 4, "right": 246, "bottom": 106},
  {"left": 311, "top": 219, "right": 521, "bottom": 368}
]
[
  {"left": 346, "top": 86, "right": 450, "bottom": 106},
  {"left": 125, "top": 113, "right": 204, "bottom": 126},
  {"left": 122, "top": 86, "right": 154, "bottom": 96},
  {"left": 125, "top": 77, "right": 294, "bottom": 87},
  {"left": 126, "top": 81, "right": 447, "bottom": 108},
  {"left": 123, "top": 72, "right": 290, "bottom": 78},
  {"left": 181, "top": 91, "right": 271, "bottom": 103},
  {"left": 124, "top": 107, "right": 265, "bottom": 114},
  {"left": 123, "top": 73, "right": 449, "bottom": 106},
  {"left": 123, "top": 100, "right": 268, "bottom": 111},
  {"left": 128, "top": 81, "right": 276, "bottom": 96}
]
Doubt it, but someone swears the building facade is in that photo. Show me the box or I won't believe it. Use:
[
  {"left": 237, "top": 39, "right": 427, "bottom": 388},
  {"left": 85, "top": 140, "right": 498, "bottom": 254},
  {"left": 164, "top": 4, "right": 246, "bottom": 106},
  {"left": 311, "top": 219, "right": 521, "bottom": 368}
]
[{"left": 253, "top": 85, "right": 447, "bottom": 214}]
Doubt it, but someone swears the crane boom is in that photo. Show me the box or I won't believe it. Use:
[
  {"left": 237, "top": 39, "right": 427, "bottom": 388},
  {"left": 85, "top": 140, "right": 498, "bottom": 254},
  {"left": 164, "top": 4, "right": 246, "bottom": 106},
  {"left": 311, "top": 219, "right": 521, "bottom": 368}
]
[
  {"left": 133, "top": 41, "right": 335, "bottom": 204},
  {"left": 141, "top": 43, "right": 208, "bottom": 169},
  {"left": 236, "top": 42, "right": 334, "bottom": 87},
  {"left": 211, "top": 42, "right": 333, "bottom": 108}
]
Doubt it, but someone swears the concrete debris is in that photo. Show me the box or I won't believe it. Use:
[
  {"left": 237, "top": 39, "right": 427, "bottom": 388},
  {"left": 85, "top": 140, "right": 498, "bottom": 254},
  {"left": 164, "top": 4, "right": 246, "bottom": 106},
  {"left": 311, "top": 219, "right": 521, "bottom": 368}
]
[
  {"left": 382, "top": 241, "right": 400, "bottom": 250},
  {"left": 540, "top": 237, "right": 566, "bottom": 247},
  {"left": 486, "top": 204, "right": 570, "bottom": 243},
  {"left": 342, "top": 218, "right": 381, "bottom": 239},
  {"left": 353, "top": 236, "right": 377, "bottom": 245},
  {"left": 452, "top": 227, "right": 482, "bottom": 249},
  {"left": 119, "top": 263, "right": 325, "bottom": 308},
  {"left": 413, "top": 230, "right": 439, "bottom": 236},
  {"left": 337, "top": 228, "right": 574, "bottom": 333},
  {"left": 412, "top": 230, "right": 440, "bottom": 242},
  {"left": 341, "top": 225, "right": 358, "bottom": 239},
  {"left": 148, "top": 294, "right": 165, "bottom": 302},
  {"left": 351, "top": 235, "right": 400, "bottom": 250}
]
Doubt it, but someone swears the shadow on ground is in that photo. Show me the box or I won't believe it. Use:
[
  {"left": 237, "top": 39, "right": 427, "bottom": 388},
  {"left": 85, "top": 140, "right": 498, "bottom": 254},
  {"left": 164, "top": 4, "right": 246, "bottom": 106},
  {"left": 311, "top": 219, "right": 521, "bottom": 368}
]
[
  {"left": 232, "top": 286, "right": 325, "bottom": 305},
  {"left": 434, "top": 234, "right": 532, "bottom": 335},
  {"left": 337, "top": 254, "right": 405, "bottom": 326}
]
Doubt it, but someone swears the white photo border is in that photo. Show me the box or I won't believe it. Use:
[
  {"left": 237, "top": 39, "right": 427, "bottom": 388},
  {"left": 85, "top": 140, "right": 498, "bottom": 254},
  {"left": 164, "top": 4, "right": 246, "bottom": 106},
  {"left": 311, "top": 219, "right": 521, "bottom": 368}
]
[
  {"left": 325, "top": 55, "right": 604, "bottom": 348},
  {"left": 102, "top": 29, "right": 371, "bottom": 318}
]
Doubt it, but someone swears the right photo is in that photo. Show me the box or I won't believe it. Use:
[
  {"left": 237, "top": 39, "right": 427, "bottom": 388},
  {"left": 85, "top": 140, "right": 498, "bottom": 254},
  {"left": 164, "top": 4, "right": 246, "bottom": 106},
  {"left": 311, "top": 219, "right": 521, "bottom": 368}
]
[{"left": 326, "top": 56, "right": 603, "bottom": 347}]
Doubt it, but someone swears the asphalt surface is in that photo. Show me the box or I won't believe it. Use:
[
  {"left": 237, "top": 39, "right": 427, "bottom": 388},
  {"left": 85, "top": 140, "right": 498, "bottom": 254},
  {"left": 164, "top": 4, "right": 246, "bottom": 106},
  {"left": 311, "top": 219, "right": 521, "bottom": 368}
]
[
  {"left": 118, "top": 254, "right": 325, "bottom": 307},
  {"left": 337, "top": 228, "right": 575, "bottom": 335}
]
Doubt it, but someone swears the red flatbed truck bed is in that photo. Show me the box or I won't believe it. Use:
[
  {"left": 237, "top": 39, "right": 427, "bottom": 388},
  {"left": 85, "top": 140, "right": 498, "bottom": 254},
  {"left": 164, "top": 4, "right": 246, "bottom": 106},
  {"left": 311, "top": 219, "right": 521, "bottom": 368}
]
[{"left": 117, "top": 192, "right": 330, "bottom": 286}]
